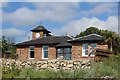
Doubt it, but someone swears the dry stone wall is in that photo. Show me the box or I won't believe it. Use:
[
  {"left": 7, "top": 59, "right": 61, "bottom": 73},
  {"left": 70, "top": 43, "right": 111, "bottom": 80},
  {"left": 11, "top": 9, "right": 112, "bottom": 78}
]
[{"left": 1, "top": 59, "right": 91, "bottom": 71}]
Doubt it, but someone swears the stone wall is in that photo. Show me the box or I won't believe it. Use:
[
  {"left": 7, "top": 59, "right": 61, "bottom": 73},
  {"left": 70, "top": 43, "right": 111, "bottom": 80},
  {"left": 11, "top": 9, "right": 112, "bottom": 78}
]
[{"left": 2, "top": 59, "right": 91, "bottom": 71}]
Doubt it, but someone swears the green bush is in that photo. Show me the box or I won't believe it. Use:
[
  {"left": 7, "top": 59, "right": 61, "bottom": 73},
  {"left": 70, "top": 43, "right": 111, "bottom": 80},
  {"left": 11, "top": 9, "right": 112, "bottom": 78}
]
[{"left": 2, "top": 54, "right": 120, "bottom": 79}]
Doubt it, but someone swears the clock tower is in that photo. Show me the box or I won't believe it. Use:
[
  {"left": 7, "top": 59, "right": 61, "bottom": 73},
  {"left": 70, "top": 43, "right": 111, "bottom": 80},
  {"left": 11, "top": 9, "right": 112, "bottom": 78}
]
[{"left": 31, "top": 25, "right": 51, "bottom": 40}]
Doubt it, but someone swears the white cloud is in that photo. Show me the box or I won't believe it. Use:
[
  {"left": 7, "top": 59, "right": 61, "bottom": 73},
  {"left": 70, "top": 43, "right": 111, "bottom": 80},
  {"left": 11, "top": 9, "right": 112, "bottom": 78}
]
[
  {"left": 80, "top": 3, "right": 118, "bottom": 16},
  {"left": 2, "top": 2, "right": 79, "bottom": 26},
  {"left": 3, "top": 7, "right": 39, "bottom": 26},
  {"left": 2, "top": 28, "right": 25, "bottom": 37},
  {"left": 32, "top": 2, "right": 79, "bottom": 22},
  {"left": 55, "top": 16, "right": 118, "bottom": 36}
]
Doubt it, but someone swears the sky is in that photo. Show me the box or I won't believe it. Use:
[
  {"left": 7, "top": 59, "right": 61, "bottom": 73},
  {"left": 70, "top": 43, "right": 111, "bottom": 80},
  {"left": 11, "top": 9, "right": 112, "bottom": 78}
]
[{"left": 1, "top": 0, "right": 119, "bottom": 43}]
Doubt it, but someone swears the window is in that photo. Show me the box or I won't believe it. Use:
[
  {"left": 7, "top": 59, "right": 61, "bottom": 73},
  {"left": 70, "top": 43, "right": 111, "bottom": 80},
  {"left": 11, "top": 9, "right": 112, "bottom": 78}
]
[
  {"left": 90, "top": 44, "right": 97, "bottom": 55},
  {"left": 43, "top": 34, "right": 47, "bottom": 37},
  {"left": 82, "top": 44, "right": 88, "bottom": 56},
  {"left": 57, "top": 48, "right": 63, "bottom": 53},
  {"left": 82, "top": 43, "right": 97, "bottom": 56},
  {"left": 64, "top": 48, "right": 71, "bottom": 53},
  {"left": 29, "top": 46, "right": 34, "bottom": 59},
  {"left": 57, "top": 48, "right": 72, "bottom": 60},
  {"left": 42, "top": 46, "right": 49, "bottom": 59}
]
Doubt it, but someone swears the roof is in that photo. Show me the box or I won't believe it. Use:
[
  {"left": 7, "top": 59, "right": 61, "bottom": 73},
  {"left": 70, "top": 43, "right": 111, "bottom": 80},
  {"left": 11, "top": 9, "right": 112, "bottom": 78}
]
[
  {"left": 31, "top": 25, "right": 51, "bottom": 33},
  {"left": 68, "top": 34, "right": 104, "bottom": 42},
  {"left": 15, "top": 36, "right": 72, "bottom": 46},
  {"left": 56, "top": 42, "right": 72, "bottom": 47}
]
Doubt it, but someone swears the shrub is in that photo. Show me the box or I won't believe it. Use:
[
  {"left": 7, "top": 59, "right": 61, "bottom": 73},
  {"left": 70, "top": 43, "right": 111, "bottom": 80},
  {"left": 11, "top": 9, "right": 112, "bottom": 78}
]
[{"left": 2, "top": 54, "right": 119, "bottom": 79}]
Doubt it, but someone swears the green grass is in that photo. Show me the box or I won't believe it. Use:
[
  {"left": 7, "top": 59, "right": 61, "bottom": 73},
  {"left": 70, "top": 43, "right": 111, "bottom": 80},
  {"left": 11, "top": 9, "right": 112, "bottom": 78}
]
[{"left": 2, "top": 54, "right": 120, "bottom": 79}]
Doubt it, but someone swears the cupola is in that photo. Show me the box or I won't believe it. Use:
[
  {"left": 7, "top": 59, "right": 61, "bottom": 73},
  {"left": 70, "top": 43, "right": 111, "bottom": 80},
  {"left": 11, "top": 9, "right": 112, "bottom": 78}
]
[{"left": 31, "top": 25, "right": 51, "bottom": 40}]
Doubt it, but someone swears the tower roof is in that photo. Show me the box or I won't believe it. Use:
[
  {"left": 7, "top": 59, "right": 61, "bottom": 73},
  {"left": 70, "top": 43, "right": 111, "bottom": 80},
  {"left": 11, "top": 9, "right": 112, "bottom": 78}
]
[{"left": 31, "top": 25, "right": 51, "bottom": 33}]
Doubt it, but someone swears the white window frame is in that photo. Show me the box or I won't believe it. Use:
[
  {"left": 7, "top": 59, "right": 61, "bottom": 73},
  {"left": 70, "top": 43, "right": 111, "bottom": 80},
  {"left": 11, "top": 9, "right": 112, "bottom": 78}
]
[
  {"left": 29, "top": 46, "right": 34, "bottom": 59},
  {"left": 82, "top": 44, "right": 88, "bottom": 56},
  {"left": 42, "top": 46, "right": 49, "bottom": 59},
  {"left": 90, "top": 43, "right": 97, "bottom": 56}
]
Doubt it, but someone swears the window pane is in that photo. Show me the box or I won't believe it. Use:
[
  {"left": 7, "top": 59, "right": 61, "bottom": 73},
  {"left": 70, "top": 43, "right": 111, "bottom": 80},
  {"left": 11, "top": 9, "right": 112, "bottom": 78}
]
[
  {"left": 64, "top": 48, "right": 71, "bottom": 53},
  {"left": 63, "top": 54, "right": 72, "bottom": 60},
  {"left": 44, "top": 34, "right": 46, "bottom": 37},
  {"left": 57, "top": 48, "right": 63, "bottom": 53},
  {"left": 29, "top": 46, "right": 34, "bottom": 58},
  {"left": 90, "top": 44, "right": 96, "bottom": 55},
  {"left": 85, "top": 50, "right": 88, "bottom": 55},
  {"left": 30, "top": 46, "right": 34, "bottom": 50},
  {"left": 42, "top": 46, "right": 49, "bottom": 59},
  {"left": 44, "top": 46, "right": 48, "bottom": 50},
  {"left": 57, "top": 54, "right": 63, "bottom": 58},
  {"left": 44, "top": 51, "right": 48, "bottom": 58},
  {"left": 83, "top": 44, "right": 88, "bottom": 49},
  {"left": 30, "top": 51, "right": 34, "bottom": 58},
  {"left": 57, "top": 48, "right": 72, "bottom": 60},
  {"left": 90, "top": 44, "right": 97, "bottom": 49}
]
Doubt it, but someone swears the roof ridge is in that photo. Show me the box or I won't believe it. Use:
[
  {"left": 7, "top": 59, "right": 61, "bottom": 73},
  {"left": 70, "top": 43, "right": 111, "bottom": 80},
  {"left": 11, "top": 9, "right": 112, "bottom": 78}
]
[
  {"left": 31, "top": 25, "right": 51, "bottom": 33},
  {"left": 76, "top": 33, "right": 103, "bottom": 39}
]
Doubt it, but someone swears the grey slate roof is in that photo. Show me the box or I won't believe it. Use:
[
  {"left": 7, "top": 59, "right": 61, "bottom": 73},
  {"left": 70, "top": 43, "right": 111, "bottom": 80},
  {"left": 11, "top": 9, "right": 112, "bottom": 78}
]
[
  {"left": 15, "top": 36, "right": 72, "bottom": 46},
  {"left": 56, "top": 42, "right": 72, "bottom": 47},
  {"left": 68, "top": 34, "right": 104, "bottom": 42},
  {"left": 31, "top": 25, "right": 51, "bottom": 33}
]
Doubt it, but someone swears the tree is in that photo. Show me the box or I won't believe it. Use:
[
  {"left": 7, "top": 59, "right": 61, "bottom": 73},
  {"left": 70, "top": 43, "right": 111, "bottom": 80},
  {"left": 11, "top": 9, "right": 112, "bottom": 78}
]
[
  {"left": 1, "top": 36, "right": 16, "bottom": 58},
  {"left": 1, "top": 36, "right": 8, "bottom": 53},
  {"left": 7, "top": 37, "right": 16, "bottom": 54},
  {"left": 75, "top": 27, "right": 100, "bottom": 38}
]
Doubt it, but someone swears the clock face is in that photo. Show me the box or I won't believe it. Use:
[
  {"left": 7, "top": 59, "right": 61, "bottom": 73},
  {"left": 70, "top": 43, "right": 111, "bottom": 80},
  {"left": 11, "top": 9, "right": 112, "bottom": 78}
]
[{"left": 36, "top": 33, "right": 40, "bottom": 38}]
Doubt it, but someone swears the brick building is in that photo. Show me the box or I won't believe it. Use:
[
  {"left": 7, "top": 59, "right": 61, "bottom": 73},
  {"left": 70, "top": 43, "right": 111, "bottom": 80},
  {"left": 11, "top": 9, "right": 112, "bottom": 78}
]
[{"left": 15, "top": 25, "right": 108, "bottom": 60}]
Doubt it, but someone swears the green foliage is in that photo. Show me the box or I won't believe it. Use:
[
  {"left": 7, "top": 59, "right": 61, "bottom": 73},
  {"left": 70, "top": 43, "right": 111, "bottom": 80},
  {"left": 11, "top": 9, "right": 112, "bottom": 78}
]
[
  {"left": 2, "top": 54, "right": 119, "bottom": 79},
  {"left": 1, "top": 36, "right": 16, "bottom": 58},
  {"left": 75, "top": 27, "right": 100, "bottom": 38},
  {"left": 2, "top": 62, "right": 21, "bottom": 78},
  {"left": 1, "top": 36, "right": 8, "bottom": 54}
]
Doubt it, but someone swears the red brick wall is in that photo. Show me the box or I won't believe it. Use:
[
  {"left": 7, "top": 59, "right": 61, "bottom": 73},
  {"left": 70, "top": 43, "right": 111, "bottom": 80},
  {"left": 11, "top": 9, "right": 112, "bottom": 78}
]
[
  {"left": 16, "top": 43, "right": 108, "bottom": 60},
  {"left": 72, "top": 42, "right": 108, "bottom": 60},
  {"left": 32, "top": 32, "right": 36, "bottom": 40},
  {"left": 34, "top": 46, "right": 42, "bottom": 60},
  {"left": 16, "top": 45, "right": 56, "bottom": 60},
  {"left": 48, "top": 46, "right": 56, "bottom": 60},
  {"left": 16, "top": 47, "right": 29, "bottom": 60},
  {"left": 72, "top": 43, "right": 82, "bottom": 60}
]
